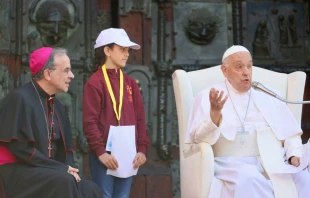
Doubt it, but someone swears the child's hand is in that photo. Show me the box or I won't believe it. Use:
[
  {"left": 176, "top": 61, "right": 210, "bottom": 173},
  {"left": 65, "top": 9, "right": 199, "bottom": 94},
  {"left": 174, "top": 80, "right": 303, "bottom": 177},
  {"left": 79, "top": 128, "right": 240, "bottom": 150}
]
[
  {"left": 133, "top": 152, "right": 146, "bottom": 169},
  {"left": 99, "top": 153, "right": 118, "bottom": 170}
]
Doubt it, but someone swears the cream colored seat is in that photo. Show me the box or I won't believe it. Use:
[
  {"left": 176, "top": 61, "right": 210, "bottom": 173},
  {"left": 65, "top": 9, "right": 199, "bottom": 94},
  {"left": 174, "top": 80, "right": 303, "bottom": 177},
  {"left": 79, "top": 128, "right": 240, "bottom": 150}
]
[{"left": 172, "top": 65, "right": 306, "bottom": 198}]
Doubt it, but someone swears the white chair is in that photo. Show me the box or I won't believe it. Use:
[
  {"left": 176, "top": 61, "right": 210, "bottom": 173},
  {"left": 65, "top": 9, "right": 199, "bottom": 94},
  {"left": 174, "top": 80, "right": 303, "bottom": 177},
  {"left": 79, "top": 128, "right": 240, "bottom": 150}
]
[{"left": 172, "top": 65, "right": 306, "bottom": 198}]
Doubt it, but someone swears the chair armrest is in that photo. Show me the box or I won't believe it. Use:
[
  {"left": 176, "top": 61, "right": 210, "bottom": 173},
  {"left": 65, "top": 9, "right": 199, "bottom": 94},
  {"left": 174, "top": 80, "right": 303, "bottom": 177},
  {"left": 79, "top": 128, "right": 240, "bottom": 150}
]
[
  {"left": 298, "top": 143, "right": 310, "bottom": 172},
  {"left": 181, "top": 143, "right": 214, "bottom": 198},
  {"left": 302, "top": 143, "right": 310, "bottom": 172},
  {"left": 183, "top": 143, "right": 206, "bottom": 158}
]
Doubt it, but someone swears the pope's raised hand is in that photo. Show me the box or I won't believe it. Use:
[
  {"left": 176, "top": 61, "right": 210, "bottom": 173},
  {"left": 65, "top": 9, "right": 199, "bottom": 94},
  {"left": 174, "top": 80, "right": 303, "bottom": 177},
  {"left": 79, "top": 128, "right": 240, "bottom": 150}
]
[
  {"left": 209, "top": 88, "right": 228, "bottom": 111},
  {"left": 209, "top": 88, "right": 228, "bottom": 126}
]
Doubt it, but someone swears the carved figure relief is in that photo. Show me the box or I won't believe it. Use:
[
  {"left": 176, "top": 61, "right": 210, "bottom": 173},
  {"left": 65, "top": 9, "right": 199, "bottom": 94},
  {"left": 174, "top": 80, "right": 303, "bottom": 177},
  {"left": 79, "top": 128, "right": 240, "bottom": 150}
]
[
  {"left": 252, "top": 20, "right": 272, "bottom": 59},
  {"left": 132, "top": 0, "right": 144, "bottom": 11},
  {"left": 246, "top": 2, "right": 305, "bottom": 65},
  {"left": 0, "top": 65, "right": 9, "bottom": 102},
  {"left": 0, "top": 1, "right": 9, "bottom": 41},
  {"left": 288, "top": 14, "right": 298, "bottom": 45},
  {"left": 28, "top": 0, "right": 78, "bottom": 49},
  {"left": 182, "top": 8, "right": 220, "bottom": 45},
  {"left": 278, "top": 15, "right": 289, "bottom": 46},
  {"left": 118, "top": 0, "right": 152, "bottom": 18},
  {"left": 97, "top": 11, "right": 112, "bottom": 32},
  {"left": 0, "top": 1, "right": 11, "bottom": 52}
]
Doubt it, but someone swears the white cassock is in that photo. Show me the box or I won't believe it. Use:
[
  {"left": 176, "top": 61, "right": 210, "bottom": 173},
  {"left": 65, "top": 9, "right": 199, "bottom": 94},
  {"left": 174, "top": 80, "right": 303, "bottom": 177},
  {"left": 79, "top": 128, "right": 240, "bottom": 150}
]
[{"left": 185, "top": 80, "right": 310, "bottom": 198}]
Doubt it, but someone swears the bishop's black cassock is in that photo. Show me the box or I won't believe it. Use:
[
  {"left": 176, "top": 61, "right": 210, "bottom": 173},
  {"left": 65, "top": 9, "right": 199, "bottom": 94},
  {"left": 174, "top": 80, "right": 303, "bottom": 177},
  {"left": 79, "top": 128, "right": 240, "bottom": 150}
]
[{"left": 0, "top": 81, "right": 101, "bottom": 198}]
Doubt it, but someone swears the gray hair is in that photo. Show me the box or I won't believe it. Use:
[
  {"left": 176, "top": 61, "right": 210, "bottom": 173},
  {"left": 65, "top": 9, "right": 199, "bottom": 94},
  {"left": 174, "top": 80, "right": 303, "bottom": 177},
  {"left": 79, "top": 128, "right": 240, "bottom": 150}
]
[
  {"left": 222, "top": 58, "right": 228, "bottom": 67},
  {"left": 32, "top": 48, "right": 67, "bottom": 80}
]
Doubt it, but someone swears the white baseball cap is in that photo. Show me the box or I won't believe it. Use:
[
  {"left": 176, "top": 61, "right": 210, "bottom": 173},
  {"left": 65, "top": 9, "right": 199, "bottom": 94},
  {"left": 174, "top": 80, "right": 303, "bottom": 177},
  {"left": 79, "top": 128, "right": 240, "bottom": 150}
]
[
  {"left": 222, "top": 45, "right": 250, "bottom": 63},
  {"left": 94, "top": 28, "right": 141, "bottom": 50}
]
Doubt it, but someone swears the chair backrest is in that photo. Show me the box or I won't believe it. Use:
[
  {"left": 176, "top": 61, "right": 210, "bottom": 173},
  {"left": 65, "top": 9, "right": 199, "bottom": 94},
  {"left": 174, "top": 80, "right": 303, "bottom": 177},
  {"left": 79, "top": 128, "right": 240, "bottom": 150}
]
[{"left": 172, "top": 65, "right": 306, "bottom": 154}]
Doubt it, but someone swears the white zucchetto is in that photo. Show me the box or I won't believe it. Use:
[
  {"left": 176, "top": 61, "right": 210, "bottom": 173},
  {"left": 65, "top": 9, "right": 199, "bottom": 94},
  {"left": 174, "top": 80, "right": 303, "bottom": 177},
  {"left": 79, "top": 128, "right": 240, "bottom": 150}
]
[{"left": 222, "top": 45, "right": 250, "bottom": 63}]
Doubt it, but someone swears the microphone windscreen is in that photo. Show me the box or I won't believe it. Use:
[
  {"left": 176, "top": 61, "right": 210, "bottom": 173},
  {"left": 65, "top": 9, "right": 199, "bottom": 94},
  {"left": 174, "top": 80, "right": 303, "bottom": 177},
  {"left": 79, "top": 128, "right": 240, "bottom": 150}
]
[
  {"left": 251, "top": 81, "right": 277, "bottom": 97},
  {"left": 252, "top": 81, "right": 260, "bottom": 89}
]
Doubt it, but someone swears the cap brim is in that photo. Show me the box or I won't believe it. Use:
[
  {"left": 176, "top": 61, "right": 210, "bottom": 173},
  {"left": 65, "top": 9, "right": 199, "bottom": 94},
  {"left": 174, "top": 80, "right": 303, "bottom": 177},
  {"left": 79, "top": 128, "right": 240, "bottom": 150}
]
[
  {"left": 114, "top": 41, "right": 141, "bottom": 50},
  {"left": 94, "top": 42, "right": 109, "bottom": 49}
]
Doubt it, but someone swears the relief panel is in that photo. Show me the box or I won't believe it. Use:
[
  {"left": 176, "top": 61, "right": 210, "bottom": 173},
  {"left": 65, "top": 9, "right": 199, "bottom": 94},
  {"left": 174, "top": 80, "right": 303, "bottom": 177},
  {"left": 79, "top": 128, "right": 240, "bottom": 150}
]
[
  {"left": 0, "top": 65, "right": 12, "bottom": 107},
  {"left": 0, "top": 0, "right": 16, "bottom": 54},
  {"left": 244, "top": 1, "right": 308, "bottom": 66},
  {"left": 25, "top": 0, "right": 85, "bottom": 65},
  {"left": 0, "top": 66, "right": 9, "bottom": 100},
  {"left": 173, "top": 1, "right": 233, "bottom": 65},
  {"left": 119, "top": 0, "right": 152, "bottom": 18},
  {"left": 123, "top": 64, "right": 155, "bottom": 134}
]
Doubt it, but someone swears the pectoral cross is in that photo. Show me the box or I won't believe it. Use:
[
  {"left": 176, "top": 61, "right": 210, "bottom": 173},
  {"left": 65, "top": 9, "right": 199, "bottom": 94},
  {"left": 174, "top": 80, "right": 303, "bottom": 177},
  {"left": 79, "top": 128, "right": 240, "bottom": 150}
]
[
  {"left": 237, "top": 127, "right": 249, "bottom": 144},
  {"left": 48, "top": 142, "right": 52, "bottom": 158}
]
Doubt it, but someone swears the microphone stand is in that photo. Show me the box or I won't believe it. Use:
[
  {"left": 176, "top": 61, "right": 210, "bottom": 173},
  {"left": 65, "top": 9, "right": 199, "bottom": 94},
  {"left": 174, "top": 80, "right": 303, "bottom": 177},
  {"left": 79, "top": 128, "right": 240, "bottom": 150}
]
[
  {"left": 252, "top": 81, "right": 310, "bottom": 104},
  {"left": 271, "top": 96, "right": 310, "bottom": 104}
]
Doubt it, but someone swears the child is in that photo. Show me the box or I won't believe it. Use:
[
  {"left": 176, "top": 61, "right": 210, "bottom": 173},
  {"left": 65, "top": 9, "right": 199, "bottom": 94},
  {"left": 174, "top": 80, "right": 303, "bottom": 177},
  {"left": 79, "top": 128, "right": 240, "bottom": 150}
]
[{"left": 83, "top": 28, "right": 150, "bottom": 197}]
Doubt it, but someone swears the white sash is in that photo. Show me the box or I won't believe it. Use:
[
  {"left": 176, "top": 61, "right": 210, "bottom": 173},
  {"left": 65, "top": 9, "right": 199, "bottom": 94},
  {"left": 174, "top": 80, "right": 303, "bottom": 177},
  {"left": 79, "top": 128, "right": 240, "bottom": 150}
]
[
  {"left": 212, "top": 133, "right": 259, "bottom": 157},
  {"left": 257, "top": 127, "right": 298, "bottom": 198}
]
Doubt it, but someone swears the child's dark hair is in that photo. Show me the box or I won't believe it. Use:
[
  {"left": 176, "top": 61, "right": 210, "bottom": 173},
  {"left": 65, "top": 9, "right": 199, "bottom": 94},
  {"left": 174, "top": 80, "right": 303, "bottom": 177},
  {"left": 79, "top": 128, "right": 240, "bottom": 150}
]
[{"left": 94, "top": 43, "right": 115, "bottom": 70}]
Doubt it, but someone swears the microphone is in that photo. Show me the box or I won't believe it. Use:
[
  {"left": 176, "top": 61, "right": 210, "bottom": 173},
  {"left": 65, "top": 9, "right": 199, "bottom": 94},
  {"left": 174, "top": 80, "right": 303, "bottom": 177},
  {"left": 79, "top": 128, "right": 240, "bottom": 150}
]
[
  {"left": 252, "top": 81, "right": 278, "bottom": 98},
  {"left": 252, "top": 81, "right": 310, "bottom": 104}
]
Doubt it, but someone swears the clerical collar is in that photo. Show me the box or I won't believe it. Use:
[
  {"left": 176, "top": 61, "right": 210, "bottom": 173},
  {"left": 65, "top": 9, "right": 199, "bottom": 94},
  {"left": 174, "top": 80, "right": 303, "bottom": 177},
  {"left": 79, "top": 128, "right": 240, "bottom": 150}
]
[
  {"left": 32, "top": 80, "right": 55, "bottom": 99},
  {"left": 225, "top": 79, "right": 251, "bottom": 96}
]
